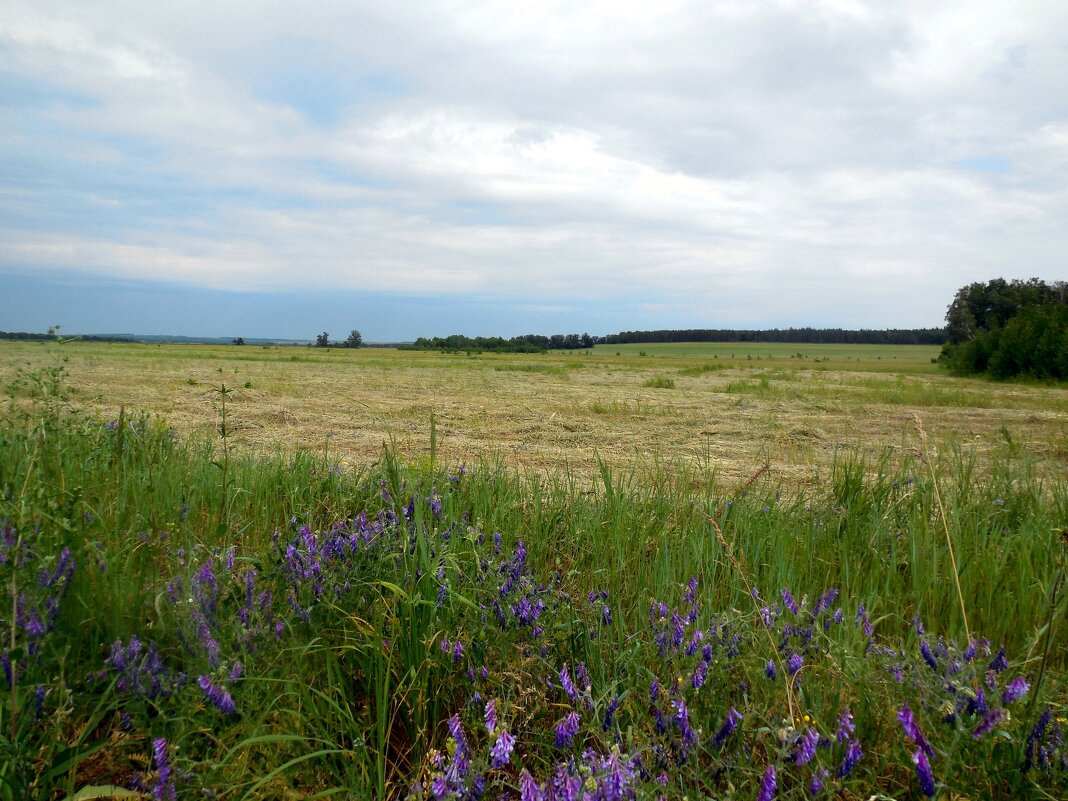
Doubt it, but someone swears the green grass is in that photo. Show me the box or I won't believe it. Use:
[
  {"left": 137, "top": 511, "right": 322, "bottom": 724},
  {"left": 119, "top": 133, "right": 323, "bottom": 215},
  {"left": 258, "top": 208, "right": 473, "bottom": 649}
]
[
  {"left": 601, "top": 341, "right": 943, "bottom": 372},
  {"left": 1, "top": 361, "right": 1066, "bottom": 799}
]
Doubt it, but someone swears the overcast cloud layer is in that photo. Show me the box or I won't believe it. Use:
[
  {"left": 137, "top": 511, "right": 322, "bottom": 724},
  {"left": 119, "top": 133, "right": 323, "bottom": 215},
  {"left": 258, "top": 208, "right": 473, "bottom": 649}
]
[{"left": 2, "top": 1, "right": 1067, "bottom": 338}]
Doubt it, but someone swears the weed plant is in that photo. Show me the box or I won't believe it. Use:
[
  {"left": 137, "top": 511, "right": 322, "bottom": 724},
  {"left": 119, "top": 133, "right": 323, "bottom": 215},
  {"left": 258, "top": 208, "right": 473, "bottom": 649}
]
[{"left": 0, "top": 364, "right": 1065, "bottom": 799}]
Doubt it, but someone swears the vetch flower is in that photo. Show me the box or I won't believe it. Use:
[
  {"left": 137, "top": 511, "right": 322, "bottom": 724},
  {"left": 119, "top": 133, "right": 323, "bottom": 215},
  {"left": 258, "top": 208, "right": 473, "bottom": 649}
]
[
  {"left": 484, "top": 699, "right": 497, "bottom": 733},
  {"left": 795, "top": 728, "right": 819, "bottom": 766},
  {"left": 152, "top": 738, "right": 176, "bottom": 801},
  {"left": 787, "top": 653, "right": 804, "bottom": 675},
  {"left": 912, "top": 748, "right": 936, "bottom": 797},
  {"left": 897, "top": 703, "right": 934, "bottom": 758},
  {"left": 197, "top": 676, "right": 236, "bottom": 715},
  {"left": 809, "top": 767, "right": 829, "bottom": 796},
  {"left": 560, "top": 665, "right": 577, "bottom": 701},
  {"left": 757, "top": 765, "right": 777, "bottom": 801},
  {"left": 837, "top": 739, "right": 863, "bottom": 777},
  {"left": 603, "top": 696, "right": 619, "bottom": 730},
  {"left": 713, "top": 706, "right": 742, "bottom": 747},
  {"left": 782, "top": 588, "right": 799, "bottom": 615},
  {"left": 972, "top": 708, "right": 1005, "bottom": 739},
  {"left": 490, "top": 729, "right": 514, "bottom": 768},
  {"left": 836, "top": 707, "right": 855, "bottom": 742},
  {"left": 1002, "top": 676, "right": 1030, "bottom": 704},
  {"left": 555, "top": 711, "right": 580, "bottom": 748},
  {"left": 989, "top": 645, "right": 1008, "bottom": 673},
  {"left": 520, "top": 769, "right": 543, "bottom": 801}
]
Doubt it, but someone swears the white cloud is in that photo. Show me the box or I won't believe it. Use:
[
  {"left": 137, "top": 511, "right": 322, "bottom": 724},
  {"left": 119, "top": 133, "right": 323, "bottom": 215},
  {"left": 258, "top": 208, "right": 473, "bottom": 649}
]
[{"left": 2, "top": 1, "right": 1067, "bottom": 329}]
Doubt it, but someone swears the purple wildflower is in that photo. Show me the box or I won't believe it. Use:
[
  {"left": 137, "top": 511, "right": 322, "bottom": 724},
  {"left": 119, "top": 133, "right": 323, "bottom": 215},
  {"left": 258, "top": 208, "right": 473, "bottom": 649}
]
[
  {"left": 897, "top": 703, "right": 934, "bottom": 758},
  {"left": 447, "top": 713, "right": 469, "bottom": 755},
  {"left": 713, "top": 706, "right": 742, "bottom": 746},
  {"left": 685, "top": 577, "right": 699, "bottom": 604},
  {"left": 484, "top": 699, "right": 497, "bottom": 733},
  {"left": 837, "top": 739, "right": 863, "bottom": 777},
  {"left": 787, "top": 653, "right": 804, "bottom": 675},
  {"left": 152, "top": 738, "right": 176, "bottom": 801},
  {"left": 603, "top": 696, "right": 619, "bottom": 730},
  {"left": 782, "top": 588, "right": 799, "bottom": 615},
  {"left": 555, "top": 711, "right": 580, "bottom": 748},
  {"left": 757, "top": 765, "right": 777, "bottom": 801},
  {"left": 452, "top": 640, "right": 464, "bottom": 664},
  {"left": 989, "top": 646, "right": 1008, "bottom": 673},
  {"left": 813, "top": 588, "right": 838, "bottom": 616},
  {"left": 674, "top": 699, "right": 698, "bottom": 747},
  {"left": 920, "top": 641, "right": 938, "bottom": 671},
  {"left": 836, "top": 706, "right": 855, "bottom": 742},
  {"left": 795, "top": 728, "right": 819, "bottom": 766},
  {"left": 560, "top": 665, "right": 577, "bottom": 700},
  {"left": 912, "top": 748, "right": 936, "bottom": 797},
  {"left": 1002, "top": 676, "right": 1029, "bottom": 704},
  {"left": 575, "top": 663, "right": 591, "bottom": 693},
  {"left": 519, "top": 769, "right": 543, "bottom": 801},
  {"left": 765, "top": 660, "right": 777, "bottom": 680},
  {"left": 649, "top": 679, "right": 660, "bottom": 704},
  {"left": 197, "top": 676, "right": 236, "bottom": 715},
  {"left": 855, "top": 604, "right": 873, "bottom": 637},
  {"left": 972, "top": 708, "right": 1005, "bottom": 739},
  {"left": 1025, "top": 706, "right": 1052, "bottom": 772},
  {"left": 490, "top": 729, "right": 514, "bottom": 768},
  {"left": 809, "top": 767, "right": 829, "bottom": 796},
  {"left": 692, "top": 660, "right": 708, "bottom": 689}
]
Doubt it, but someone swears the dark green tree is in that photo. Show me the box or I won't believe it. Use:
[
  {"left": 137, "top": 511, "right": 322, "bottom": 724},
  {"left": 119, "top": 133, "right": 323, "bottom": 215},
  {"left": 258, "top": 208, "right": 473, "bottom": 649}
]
[
  {"left": 344, "top": 330, "right": 363, "bottom": 348},
  {"left": 941, "top": 278, "right": 1068, "bottom": 379},
  {"left": 315, "top": 332, "right": 330, "bottom": 348}
]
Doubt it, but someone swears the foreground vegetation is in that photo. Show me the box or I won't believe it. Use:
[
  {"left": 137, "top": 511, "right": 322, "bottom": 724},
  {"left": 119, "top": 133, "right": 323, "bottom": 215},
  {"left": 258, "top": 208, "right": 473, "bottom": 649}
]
[{"left": 1, "top": 361, "right": 1066, "bottom": 799}]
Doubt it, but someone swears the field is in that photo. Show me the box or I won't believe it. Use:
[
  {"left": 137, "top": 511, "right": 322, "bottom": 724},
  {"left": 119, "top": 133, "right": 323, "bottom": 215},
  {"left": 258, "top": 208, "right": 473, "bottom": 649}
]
[
  {"left": 1, "top": 339, "right": 1065, "bottom": 489},
  {"left": 1, "top": 339, "right": 1066, "bottom": 800}
]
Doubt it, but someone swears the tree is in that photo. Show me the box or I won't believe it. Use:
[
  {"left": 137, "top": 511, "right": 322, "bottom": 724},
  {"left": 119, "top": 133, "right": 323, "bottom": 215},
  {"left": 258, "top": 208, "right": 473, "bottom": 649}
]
[
  {"left": 315, "top": 332, "right": 330, "bottom": 348},
  {"left": 941, "top": 277, "right": 1068, "bottom": 379},
  {"left": 344, "top": 329, "right": 363, "bottom": 348},
  {"left": 233, "top": 337, "right": 245, "bottom": 346}
]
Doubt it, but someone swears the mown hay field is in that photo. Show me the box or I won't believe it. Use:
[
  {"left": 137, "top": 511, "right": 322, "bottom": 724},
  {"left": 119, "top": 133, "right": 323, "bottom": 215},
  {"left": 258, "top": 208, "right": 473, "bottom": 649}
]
[{"left": 2, "top": 339, "right": 1066, "bottom": 488}]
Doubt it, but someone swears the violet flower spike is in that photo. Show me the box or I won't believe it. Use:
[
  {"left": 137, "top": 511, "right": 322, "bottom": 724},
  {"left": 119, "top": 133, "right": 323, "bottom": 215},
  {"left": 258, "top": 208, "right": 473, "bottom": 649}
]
[
  {"left": 897, "top": 703, "right": 934, "bottom": 758},
  {"left": 484, "top": 699, "right": 497, "bottom": 733},
  {"left": 795, "top": 728, "right": 819, "bottom": 766},
  {"left": 554, "top": 711, "right": 580, "bottom": 748},
  {"left": 713, "top": 706, "right": 742, "bottom": 747},
  {"left": 757, "top": 765, "right": 777, "bottom": 801},
  {"left": 152, "top": 738, "right": 176, "bottom": 801},
  {"left": 781, "top": 588, "right": 799, "bottom": 615},
  {"left": 836, "top": 706, "right": 855, "bottom": 742},
  {"left": 490, "top": 729, "right": 515, "bottom": 768},
  {"left": 837, "top": 739, "right": 863, "bottom": 778},
  {"left": 197, "top": 675, "right": 236, "bottom": 715},
  {"left": 972, "top": 708, "right": 1005, "bottom": 739},
  {"left": 809, "top": 767, "right": 829, "bottom": 797},
  {"left": 912, "top": 748, "right": 936, "bottom": 797},
  {"left": 1002, "top": 676, "right": 1029, "bottom": 704}
]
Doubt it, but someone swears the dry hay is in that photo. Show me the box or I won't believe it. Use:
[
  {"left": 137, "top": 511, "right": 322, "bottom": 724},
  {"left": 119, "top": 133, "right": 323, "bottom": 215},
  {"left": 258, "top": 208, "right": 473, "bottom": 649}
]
[{"left": 2, "top": 341, "right": 1065, "bottom": 490}]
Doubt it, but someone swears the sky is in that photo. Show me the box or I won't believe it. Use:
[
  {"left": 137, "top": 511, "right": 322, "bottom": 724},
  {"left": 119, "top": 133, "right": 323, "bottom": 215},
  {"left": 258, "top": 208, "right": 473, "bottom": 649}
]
[{"left": 2, "top": 1, "right": 1067, "bottom": 341}]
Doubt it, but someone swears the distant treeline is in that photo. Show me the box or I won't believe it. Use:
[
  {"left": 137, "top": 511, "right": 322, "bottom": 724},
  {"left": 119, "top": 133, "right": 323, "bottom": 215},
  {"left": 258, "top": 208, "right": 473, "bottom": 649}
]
[
  {"left": 402, "top": 333, "right": 597, "bottom": 353},
  {"left": 0, "top": 330, "right": 138, "bottom": 343},
  {"left": 599, "top": 328, "right": 948, "bottom": 345},
  {"left": 402, "top": 328, "right": 947, "bottom": 353}
]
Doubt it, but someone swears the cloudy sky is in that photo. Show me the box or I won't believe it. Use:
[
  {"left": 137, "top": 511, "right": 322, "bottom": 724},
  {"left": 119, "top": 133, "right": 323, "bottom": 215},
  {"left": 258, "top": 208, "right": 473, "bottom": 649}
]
[{"left": 2, "top": 1, "right": 1066, "bottom": 340}]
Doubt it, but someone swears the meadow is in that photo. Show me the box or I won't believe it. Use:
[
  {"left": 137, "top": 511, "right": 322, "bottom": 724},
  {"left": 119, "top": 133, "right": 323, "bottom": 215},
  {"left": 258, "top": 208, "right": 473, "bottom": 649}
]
[{"left": 0, "top": 340, "right": 1066, "bottom": 799}]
